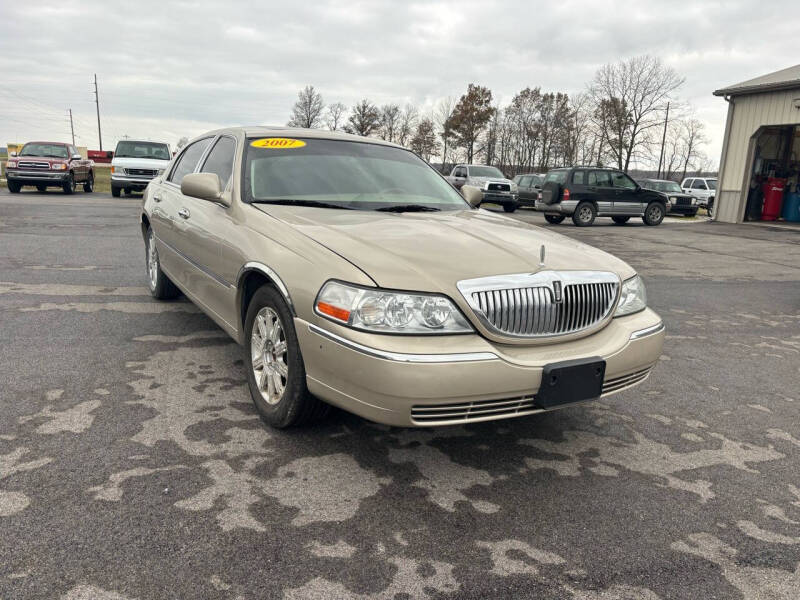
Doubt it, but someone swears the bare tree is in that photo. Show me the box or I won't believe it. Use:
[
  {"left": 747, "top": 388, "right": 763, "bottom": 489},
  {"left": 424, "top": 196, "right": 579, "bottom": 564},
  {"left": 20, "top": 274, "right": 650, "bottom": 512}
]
[
  {"left": 434, "top": 97, "right": 456, "bottom": 171},
  {"left": 325, "top": 102, "right": 347, "bottom": 131},
  {"left": 345, "top": 99, "right": 381, "bottom": 137},
  {"left": 176, "top": 136, "right": 189, "bottom": 150},
  {"left": 378, "top": 104, "right": 401, "bottom": 142},
  {"left": 396, "top": 104, "right": 418, "bottom": 147},
  {"left": 589, "top": 55, "right": 684, "bottom": 171},
  {"left": 678, "top": 118, "right": 709, "bottom": 181},
  {"left": 287, "top": 85, "right": 325, "bottom": 129}
]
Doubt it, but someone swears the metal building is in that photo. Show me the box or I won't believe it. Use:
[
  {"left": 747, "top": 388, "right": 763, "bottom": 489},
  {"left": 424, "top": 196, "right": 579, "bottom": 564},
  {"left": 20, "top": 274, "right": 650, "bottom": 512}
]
[{"left": 713, "top": 64, "right": 800, "bottom": 223}]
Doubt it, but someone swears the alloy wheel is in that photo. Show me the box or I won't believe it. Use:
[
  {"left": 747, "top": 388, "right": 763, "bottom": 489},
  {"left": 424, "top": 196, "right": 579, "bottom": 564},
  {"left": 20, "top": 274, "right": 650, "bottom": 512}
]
[
  {"left": 250, "top": 307, "right": 288, "bottom": 405},
  {"left": 147, "top": 230, "right": 159, "bottom": 289}
]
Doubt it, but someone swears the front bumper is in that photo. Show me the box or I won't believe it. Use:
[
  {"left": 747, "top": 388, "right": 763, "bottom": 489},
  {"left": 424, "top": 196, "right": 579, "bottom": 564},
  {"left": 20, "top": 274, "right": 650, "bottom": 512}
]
[
  {"left": 481, "top": 191, "right": 518, "bottom": 205},
  {"left": 667, "top": 204, "right": 697, "bottom": 215},
  {"left": 7, "top": 170, "right": 69, "bottom": 185},
  {"left": 535, "top": 199, "right": 578, "bottom": 214},
  {"left": 298, "top": 308, "right": 665, "bottom": 426},
  {"left": 111, "top": 174, "right": 155, "bottom": 190}
]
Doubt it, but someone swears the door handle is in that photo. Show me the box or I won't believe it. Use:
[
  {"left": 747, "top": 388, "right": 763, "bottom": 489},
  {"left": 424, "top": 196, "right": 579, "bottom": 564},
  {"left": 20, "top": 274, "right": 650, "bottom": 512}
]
[
  {"left": 153, "top": 194, "right": 162, "bottom": 203},
  {"left": 178, "top": 208, "right": 190, "bottom": 219}
]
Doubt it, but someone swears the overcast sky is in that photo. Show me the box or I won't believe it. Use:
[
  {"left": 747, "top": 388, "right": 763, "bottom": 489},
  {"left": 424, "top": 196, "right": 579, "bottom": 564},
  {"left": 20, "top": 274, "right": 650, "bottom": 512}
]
[{"left": 1, "top": 0, "right": 797, "bottom": 165}]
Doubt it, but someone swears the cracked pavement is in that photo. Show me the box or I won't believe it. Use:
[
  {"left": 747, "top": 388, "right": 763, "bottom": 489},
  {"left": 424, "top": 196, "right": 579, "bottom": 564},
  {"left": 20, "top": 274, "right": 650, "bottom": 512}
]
[{"left": 1, "top": 190, "right": 799, "bottom": 599}]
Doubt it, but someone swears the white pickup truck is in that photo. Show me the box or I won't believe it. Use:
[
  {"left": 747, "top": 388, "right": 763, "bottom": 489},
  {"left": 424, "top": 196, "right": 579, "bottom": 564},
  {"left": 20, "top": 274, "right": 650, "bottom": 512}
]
[
  {"left": 446, "top": 164, "right": 519, "bottom": 212},
  {"left": 111, "top": 140, "right": 172, "bottom": 197}
]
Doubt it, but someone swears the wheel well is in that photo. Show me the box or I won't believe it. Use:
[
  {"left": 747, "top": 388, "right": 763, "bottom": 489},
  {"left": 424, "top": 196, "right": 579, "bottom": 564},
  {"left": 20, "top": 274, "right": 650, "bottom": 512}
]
[
  {"left": 140, "top": 214, "right": 150, "bottom": 239},
  {"left": 239, "top": 271, "right": 279, "bottom": 332}
]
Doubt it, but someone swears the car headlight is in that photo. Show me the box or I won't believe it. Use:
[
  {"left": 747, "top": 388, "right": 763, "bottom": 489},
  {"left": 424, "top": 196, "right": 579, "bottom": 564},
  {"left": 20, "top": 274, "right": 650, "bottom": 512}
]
[
  {"left": 510, "top": 183, "right": 519, "bottom": 193},
  {"left": 315, "top": 281, "right": 473, "bottom": 334},
  {"left": 614, "top": 275, "right": 647, "bottom": 317},
  {"left": 668, "top": 196, "right": 676, "bottom": 204},
  {"left": 691, "top": 198, "right": 697, "bottom": 205},
  {"left": 51, "top": 163, "right": 67, "bottom": 171},
  {"left": 6, "top": 160, "right": 16, "bottom": 168}
]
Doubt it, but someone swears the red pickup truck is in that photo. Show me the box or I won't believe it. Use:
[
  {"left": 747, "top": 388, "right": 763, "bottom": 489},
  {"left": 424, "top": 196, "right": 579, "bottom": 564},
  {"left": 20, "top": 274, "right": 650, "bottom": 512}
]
[{"left": 5, "top": 141, "right": 94, "bottom": 194}]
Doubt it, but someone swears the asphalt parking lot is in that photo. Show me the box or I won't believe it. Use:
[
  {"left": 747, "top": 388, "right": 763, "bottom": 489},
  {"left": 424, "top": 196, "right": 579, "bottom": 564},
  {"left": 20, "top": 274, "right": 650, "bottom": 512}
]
[{"left": 1, "top": 189, "right": 799, "bottom": 600}]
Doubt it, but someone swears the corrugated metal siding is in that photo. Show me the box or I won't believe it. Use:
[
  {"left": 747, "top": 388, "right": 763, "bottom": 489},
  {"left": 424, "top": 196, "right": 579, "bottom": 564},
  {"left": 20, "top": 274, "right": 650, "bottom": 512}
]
[{"left": 716, "top": 88, "right": 800, "bottom": 223}]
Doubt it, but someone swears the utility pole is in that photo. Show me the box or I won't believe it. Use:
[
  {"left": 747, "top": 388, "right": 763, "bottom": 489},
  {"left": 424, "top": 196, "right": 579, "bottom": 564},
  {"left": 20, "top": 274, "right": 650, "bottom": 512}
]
[
  {"left": 68, "top": 109, "right": 75, "bottom": 146},
  {"left": 93, "top": 74, "right": 103, "bottom": 151},
  {"left": 657, "top": 101, "right": 670, "bottom": 179}
]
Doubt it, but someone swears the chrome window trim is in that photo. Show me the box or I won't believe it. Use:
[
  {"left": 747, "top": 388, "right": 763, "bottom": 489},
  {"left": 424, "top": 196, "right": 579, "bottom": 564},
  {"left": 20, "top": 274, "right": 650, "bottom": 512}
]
[
  {"left": 308, "top": 324, "right": 498, "bottom": 363},
  {"left": 457, "top": 270, "right": 621, "bottom": 340},
  {"left": 629, "top": 321, "right": 665, "bottom": 340}
]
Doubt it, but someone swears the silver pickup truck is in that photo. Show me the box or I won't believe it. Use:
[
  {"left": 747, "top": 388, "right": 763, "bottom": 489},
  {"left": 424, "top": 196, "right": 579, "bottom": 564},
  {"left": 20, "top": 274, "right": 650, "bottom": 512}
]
[{"left": 446, "top": 164, "right": 519, "bottom": 212}]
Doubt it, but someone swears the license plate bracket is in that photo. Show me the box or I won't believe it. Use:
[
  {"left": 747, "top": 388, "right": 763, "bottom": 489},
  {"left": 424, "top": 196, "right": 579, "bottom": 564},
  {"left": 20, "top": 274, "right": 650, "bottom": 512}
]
[{"left": 536, "top": 357, "right": 606, "bottom": 409}]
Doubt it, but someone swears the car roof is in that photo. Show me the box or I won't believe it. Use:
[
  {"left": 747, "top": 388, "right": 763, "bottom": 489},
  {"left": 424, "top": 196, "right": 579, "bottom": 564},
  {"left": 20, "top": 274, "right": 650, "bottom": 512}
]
[
  {"left": 211, "top": 126, "right": 405, "bottom": 149},
  {"left": 24, "top": 141, "right": 69, "bottom": 146},
  {"left": 117, "top": 140, "right": 169, "bottom": 144}
]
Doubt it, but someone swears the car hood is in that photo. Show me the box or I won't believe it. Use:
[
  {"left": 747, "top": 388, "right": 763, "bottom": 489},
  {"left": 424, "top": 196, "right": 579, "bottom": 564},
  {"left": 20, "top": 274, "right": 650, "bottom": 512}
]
[
  {"left": 255, "top": 205, "right": 636, "bottom": 293},
  {"left": 111, "top": 157, "right": 171, "bottom": 169}
]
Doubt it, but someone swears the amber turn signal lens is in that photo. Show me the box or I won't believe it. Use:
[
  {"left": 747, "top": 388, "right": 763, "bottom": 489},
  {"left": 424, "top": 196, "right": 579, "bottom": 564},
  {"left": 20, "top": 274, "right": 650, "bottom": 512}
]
[{"left": 316, "top": 301, "right": 350, "bottom": 322}]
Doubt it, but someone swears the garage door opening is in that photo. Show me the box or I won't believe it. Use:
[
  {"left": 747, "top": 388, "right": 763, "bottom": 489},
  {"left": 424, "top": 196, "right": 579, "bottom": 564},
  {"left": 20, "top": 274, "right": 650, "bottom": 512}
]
[{"left": 744, "top": 125, "right": 800, "bottom": 223}]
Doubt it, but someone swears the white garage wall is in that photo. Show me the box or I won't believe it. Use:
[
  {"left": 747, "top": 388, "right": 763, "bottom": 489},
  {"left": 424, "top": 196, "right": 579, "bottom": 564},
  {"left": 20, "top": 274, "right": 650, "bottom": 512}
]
[{"left": 716, "top": 88, "right": 800, "bottom": 223}]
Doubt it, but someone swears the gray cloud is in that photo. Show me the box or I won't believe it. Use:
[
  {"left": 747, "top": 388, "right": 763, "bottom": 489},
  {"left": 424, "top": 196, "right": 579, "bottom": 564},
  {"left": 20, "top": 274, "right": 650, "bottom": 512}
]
[{"left": 1, "top": 0, "right": 797, "bottom": 162}]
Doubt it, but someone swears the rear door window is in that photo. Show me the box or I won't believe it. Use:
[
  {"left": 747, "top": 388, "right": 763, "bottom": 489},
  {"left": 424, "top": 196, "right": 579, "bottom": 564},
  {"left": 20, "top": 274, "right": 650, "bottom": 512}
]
[
  {"left": 519, "top": 176, "right": 531, "bottom": 187},
  {"left": 692, "top": 179, "right": 707, "bottom": 190},
  {"left": 589, "top": 171, "right": 612, "bottom": 187},
  {"left": 169, "top": 138, "right": 213, "bottom": 185},
  {"left": 572, "top": 171, "right": 585, "bottom": 185}
]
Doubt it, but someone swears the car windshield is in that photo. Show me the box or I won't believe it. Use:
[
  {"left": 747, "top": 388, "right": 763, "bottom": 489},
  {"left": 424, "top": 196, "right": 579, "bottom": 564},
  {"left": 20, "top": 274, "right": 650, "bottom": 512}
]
[
  {"left": 115, "top": 141, "right": 170, "bottom": 160},
  {"left": 19, "top": 143, "right": 68, "bottom": 158},
  {"left": 244, "top": 138, "right": 469, "bottom": 211},
  {"left": 469, "top": 166, "right": 504, "bottom": 178},
  {"left": 543, "top": 170, "right": 568, "bottom": 185},
  {"left": 707, "top": 179, "right": 717, "bottom": 190}
]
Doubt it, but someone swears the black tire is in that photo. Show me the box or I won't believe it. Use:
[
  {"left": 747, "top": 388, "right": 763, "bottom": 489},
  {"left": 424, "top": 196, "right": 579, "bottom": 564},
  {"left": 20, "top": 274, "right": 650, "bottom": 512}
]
[
  {"left": 62, "top": 173, "right": 75, "bottom": 195},
  {"left": 111, "top": 186, "right": 121, "bottom": 198},
  {"left": 144, "top": 226, "right": 180, "bottom": 300},
  {"left": 503, "top": 202, "right": 518, "bottom": 213},
  {"left": 571, "top": 201, "right": 596, "bottom": 227},
  {"left": 689, "top": 209, "right": 698, "bottom": 217},
  {"left": 36, "top": 185, "right": 47, "bottom": 192},
  {"left": 8, "top": 181, "right": 21, "bottom": 193},
  {"left": 612, "top": 216, "right": 630, "bottom": 225},
  {"left": 243, "top": 285, "right": 329, "bottom": 428},
  {"left": 544, "top": 214, "right": 565, "bottom": 224},
  {"left": 643, "top": 202, "right": 665, "bottom": 226},
  {"left": 83, "top": 171, "right": 94, "bottom": 193},
  {"left": 707, "top": 198, "right": 714, "bottom": 216}
]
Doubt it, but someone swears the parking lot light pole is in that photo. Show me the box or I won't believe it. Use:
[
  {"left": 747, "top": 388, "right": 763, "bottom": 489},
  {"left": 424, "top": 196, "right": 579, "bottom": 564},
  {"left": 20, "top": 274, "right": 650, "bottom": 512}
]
[
  {"left": 657, "top": 102, "right": 669, "bottom": 179},
  {"left": 68, "top": 108, "right": 75, "bottom": 147}
]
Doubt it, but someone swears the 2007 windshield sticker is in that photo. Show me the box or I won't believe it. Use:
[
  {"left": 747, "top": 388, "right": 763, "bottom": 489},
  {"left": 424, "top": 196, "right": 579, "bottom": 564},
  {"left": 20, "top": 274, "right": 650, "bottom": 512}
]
[{"left": 250, "top": 138, "right": 306, "bottom": 149}]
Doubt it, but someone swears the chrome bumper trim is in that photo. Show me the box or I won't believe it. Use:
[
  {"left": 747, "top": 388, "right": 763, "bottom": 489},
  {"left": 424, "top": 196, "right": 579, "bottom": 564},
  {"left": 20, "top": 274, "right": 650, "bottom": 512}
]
[
  {"left": 308, "top": 324, "right": 498, "bottom": 363},
  {"left": 629, "top": 321, "right": 665, "bottom": 340}
]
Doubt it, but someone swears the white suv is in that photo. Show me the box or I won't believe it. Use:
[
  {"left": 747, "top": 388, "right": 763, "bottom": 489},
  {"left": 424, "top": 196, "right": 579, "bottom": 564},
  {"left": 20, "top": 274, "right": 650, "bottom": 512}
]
[
  {"left": 111, "top": 140, "right": 171, "bottom": 197},
  {"left": 681, "top": 177, "right": 716, "bottom": 214}
]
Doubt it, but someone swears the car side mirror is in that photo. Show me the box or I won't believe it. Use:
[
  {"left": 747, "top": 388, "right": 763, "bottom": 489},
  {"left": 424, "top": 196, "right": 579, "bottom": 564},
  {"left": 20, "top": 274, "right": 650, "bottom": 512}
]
[
  {"left": 461, "top": 185, "right": 483, "bottom": 208},
  {"left": 71, "top": 153, "right": 81, "bottom": 160},
  {"left": 181, "top": 172, "right": 223, "bottom": 203}
]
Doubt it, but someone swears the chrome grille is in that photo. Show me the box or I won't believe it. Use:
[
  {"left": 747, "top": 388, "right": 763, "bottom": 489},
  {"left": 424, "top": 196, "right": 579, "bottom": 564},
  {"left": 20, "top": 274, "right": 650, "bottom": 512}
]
[
  {"left": 458, "top": 271, "right": 619, "bottom": 338},
  {"left": 125, "top": 168, "right": 158, "bottom": 177},
  {"left": 487, "top": 182, "right": 510, "bottom": 192},
  {"left": 18, "top": 161, "right": 50, "bottom": 169},
  {"left": 411, "top": 396, "right": 538, "bottom": 425},
  {"left": 602, "top": 367, "right": 653, "bottom": 395}
]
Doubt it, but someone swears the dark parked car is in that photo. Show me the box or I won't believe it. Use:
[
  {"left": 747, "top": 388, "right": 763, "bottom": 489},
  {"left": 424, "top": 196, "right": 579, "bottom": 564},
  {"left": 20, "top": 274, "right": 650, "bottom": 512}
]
[
  {"left": 537, "top": 167, "right": 667, "bottom": 227},
  {"left": 638, "top": 179, "right": 698, "bottom": 216},
  {"left": 5, "top": 141, "right": 94, "bottom": 194},
  {"left": 512, "top": 173, "right": 545, "bottom": 207}
]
